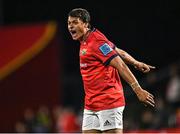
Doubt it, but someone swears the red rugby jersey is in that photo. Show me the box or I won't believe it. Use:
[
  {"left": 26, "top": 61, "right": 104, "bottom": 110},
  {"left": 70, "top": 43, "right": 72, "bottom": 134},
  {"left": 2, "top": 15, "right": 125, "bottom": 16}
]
[{"left": 80, "top": 29, "right": 125, "bottom": 111}]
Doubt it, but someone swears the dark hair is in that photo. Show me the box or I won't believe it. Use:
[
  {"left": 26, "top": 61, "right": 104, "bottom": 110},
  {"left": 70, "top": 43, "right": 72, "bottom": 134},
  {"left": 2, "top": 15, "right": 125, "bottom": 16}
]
[{"left": 68, "top": 8, "right": 91, "bottom": 28}]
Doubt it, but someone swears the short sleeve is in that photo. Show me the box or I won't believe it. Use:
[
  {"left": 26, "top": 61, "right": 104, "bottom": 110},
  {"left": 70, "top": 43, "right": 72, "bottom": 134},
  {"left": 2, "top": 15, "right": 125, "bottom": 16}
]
[
  {"left": 91, "top": 41, "right": 118, "bottom": 66},
  {"left": 109, "top": 41, "right": 116, "bottom": 49}
]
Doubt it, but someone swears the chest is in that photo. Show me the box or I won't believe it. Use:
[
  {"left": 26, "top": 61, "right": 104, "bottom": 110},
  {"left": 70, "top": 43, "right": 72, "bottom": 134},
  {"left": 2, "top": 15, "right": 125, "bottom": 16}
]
[{"left": 79, "top": 43, "right": 96, "bottom": 63}]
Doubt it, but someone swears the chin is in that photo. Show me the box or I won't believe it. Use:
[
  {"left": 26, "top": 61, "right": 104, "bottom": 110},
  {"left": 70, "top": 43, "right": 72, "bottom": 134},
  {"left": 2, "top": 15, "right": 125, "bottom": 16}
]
[
  {"left": 72, "top": 36, "right": 80, "bottom": 40},
  {"left": 72, "top": 38, "right": 78, "bottom": 40}
]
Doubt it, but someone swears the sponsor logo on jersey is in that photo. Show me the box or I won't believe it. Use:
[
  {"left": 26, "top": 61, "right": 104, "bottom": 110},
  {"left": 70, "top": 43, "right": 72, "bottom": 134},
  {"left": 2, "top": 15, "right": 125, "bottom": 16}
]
[
  {"left": 80, "top": 49, "right": 87, "bottom": 55},
  {"left": 80, "top": 63, "right": 87, "bottom": 67}
]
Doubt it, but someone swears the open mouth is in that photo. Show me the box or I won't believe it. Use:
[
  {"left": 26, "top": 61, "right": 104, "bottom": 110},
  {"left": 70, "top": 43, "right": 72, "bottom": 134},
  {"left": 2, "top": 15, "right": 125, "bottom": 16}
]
[{"left": 70, "top": 30, "right": 77, "bottom": 37}]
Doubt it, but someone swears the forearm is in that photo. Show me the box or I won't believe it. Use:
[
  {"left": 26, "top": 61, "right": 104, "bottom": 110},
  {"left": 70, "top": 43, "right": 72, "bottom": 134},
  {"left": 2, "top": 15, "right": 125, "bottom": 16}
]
[
  {"left": 109, "top": 56, "right": 155, "bottom": 107},
  {"left": 110, "top": 56, "right": 141, "bottom": 92},
  {"left": 115, "top": 47, "right": 137, "bottom": 66}
]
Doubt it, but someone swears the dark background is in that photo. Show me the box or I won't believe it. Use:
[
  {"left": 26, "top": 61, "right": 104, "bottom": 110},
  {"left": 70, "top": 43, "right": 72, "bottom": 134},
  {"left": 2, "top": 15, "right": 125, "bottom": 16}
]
[
  {"left": 0, "top": 0, "right": 180, "bottom": 131},
  {"left": 2, "top": 0, "right": 180, "bottom": 67},
  {"left": 1, "top": 0, "right": 180, "bottom": 109}
]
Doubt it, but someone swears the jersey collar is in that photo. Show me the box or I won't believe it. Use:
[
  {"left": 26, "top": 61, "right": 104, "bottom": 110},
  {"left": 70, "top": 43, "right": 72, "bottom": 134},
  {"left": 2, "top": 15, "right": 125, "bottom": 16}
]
[{"left": 81, "top": 28, "right": 96, "bottom": 45}]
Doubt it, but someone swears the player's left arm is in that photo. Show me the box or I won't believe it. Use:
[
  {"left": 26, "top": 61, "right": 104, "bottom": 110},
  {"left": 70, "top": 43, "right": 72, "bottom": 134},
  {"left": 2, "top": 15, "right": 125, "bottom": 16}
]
[
  {"left": 115, "top": 47, "right": 156, "bottom": 73},
  {"left": 109, "top": 55, "right": 155, "bottom": 107}
]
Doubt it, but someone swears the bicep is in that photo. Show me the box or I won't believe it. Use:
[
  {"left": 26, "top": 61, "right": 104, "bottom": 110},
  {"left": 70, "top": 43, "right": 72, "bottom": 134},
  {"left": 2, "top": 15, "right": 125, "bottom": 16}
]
[{"left": 109, "top": 55, "right": 126, "bottom": 69}]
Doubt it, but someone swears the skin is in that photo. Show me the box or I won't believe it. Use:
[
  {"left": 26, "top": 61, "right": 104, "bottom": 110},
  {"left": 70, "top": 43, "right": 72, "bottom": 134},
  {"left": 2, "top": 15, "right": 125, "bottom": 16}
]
[
  {"left": 68, "top": 16, "right": 89, "bottom": 41},
  {"left": 115, "top": 48, "right": 156, "bottom": 73},
  {"left": 68, "top": 16, "right": 155, "bottom": 134},
  {"left": 109, "top": 56, "right": 155, "bottom": 107}
]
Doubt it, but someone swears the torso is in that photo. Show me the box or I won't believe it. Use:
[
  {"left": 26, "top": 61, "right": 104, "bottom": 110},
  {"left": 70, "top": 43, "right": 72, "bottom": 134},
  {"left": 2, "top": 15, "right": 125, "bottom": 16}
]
[{"left": 80, "top": 29, "right": 125, "bottom": 111}]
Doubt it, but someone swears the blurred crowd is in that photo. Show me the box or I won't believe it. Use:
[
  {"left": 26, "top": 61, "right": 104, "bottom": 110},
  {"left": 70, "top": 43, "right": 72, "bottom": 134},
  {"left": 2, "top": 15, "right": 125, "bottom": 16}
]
[
  {"left": 123, "top": 62, "right": 180, "bottom": 132},
  {"left": 14, "top": 62, "right": 180, "bottom": 133},
  {"left": 14, "top": 105, "right": 82, "bottom": 133}
]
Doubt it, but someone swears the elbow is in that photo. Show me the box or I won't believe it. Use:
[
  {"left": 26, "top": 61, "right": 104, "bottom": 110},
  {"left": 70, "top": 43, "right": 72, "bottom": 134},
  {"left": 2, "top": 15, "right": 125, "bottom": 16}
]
[{"left": 118, "top": 62, "right": 128, "bottom": 71}]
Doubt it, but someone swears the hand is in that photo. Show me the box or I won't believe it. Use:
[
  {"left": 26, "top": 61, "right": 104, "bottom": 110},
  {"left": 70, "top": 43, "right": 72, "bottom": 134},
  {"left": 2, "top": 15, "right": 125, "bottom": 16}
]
[
  {"left": 134, "top": 61, "right": 155, "bottom": 73},
  {"left": 135, "top": 87, "right": 155, "bottom": 107}
]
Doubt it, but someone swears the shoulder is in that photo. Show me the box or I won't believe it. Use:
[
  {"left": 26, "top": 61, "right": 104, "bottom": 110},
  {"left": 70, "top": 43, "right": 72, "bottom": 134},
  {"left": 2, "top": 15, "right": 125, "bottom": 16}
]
[
  {"left": 89, "top": 29, "right": 108, "bottom": 47},
  {"left": 91, "top": 28, "right": 108, "bottom": 42},
  {"left": 90, "top": 29, "right": 115, "bottom": 50}
]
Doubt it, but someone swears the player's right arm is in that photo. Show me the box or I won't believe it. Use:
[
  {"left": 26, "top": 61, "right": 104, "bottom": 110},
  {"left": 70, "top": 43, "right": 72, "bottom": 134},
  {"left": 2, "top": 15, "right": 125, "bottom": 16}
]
[
  {"left": 109, "top": 55, "right": 155, "bottom": 107},
  {"left": 115, "top": 47, "right": 155, "bottom": 73}
]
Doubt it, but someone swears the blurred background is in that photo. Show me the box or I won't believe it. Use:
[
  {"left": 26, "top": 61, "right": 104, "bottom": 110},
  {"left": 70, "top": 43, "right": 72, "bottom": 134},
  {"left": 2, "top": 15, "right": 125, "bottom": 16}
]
[{"left": 0, "top": 0, "right": 180, "bottom": 133}]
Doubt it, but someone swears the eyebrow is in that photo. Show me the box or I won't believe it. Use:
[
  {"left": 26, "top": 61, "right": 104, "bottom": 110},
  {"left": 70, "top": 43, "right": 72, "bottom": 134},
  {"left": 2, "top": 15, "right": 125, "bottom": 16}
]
[{"left": 68, "top": 19, "right": 78, "bottom": 23}]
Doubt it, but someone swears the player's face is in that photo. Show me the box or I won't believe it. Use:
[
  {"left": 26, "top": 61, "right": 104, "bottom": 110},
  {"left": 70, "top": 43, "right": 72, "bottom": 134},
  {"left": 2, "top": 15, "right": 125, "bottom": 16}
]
[{"left": 68, "top": 16, "right": 88, "bottom": 41}]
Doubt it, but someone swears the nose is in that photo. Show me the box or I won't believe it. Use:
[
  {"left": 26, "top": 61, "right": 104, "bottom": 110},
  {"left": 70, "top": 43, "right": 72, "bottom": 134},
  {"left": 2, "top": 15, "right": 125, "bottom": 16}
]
[{"left": 68, "top": 24, "right": 73, "bottom": 30}]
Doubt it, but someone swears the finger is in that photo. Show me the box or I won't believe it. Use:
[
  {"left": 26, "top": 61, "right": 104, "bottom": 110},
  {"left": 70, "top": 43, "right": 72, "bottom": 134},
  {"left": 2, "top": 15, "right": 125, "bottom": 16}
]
[
  {"left": 143, "top": 69, "right": 150, "bottom": 73},
  {"left": 148, "top": 93, "right": 154, "bottom": 98},
  {"left": 147, "top": 95, "right": 155, "bottom": 104},
  {"left": 146, "top": 101, "right": 155, "bottom": 107},
  {"left": 147, "top": 94, "right": 154, "bottom": 100},
  {"left": 148, "top": 65, "right": 156, "bottom": 69},
  {"left": 142, "top": 65, "right": 150, "bottom": 71},
  {"left": 137, "top": 68, "right": 143, "bottom": 71},
  {"left": 142, "top": 68, "right": 150, "bottom": 73},
  {"left": 146, "top": 100, "right": 155, "bottom": 107},
  {"left": 146, "top": 93, "right": 154, "bottom": 99},
  {"left": 147, "top": 96, "right": 155, "bottom": 104},
  {"left": 141, "top": 68, "right": 145, "bottom": 71},
  {"left": 147, "top": 97, "right": 155, "bottom": 104}
]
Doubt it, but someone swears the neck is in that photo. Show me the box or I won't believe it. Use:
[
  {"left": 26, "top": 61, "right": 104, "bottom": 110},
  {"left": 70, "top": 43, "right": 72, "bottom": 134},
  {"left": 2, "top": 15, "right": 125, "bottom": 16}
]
[{"left": 81, "top": 29, "right": 91, "bottom": 42}]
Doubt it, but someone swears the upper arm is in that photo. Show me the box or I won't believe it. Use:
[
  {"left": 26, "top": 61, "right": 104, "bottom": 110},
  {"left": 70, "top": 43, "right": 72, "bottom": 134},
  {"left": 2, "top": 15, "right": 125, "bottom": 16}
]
[
  {"left": 91, "top": 41, "right": 118, "bottom": 66},
  {"left": 109, "top": 54, "right": 126, "bottom": 70}
]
